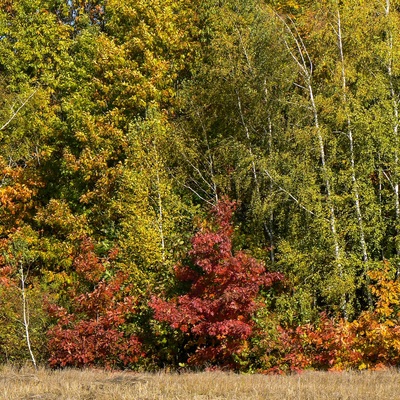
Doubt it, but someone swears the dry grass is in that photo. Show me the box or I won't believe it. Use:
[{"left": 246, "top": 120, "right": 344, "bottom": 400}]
[{"left": 1, "top": 365, "right": 399, "bottom": 399}]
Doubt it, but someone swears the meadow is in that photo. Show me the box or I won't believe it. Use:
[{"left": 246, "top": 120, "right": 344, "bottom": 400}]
[{"left": 1, "top": 365, "right": 399, "bottom": 400}]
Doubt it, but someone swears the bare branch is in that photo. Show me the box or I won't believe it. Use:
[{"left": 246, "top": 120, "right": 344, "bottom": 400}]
[
  {"left": 264, "top": 169, "right": 322, "bottom": 219},
  {"left": 382, "top": 169, "right": 395, "bottom": 191},
  {"left": 0, "top": 90, "right": 37, "bottom": 131}
]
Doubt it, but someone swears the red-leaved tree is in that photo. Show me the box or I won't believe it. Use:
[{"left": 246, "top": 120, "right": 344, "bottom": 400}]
[
  {"left": 150, "top": 198, "right": 283, "bottom": 369},
  {"left": 47, "top": 238, "right": 143, "bottom": 368}
]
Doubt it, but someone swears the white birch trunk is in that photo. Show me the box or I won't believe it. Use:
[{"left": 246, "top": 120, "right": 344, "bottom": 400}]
[
  {"left": 155, "top": 164, "right": 165, "bottom": 262},
  {"left": 276, "top": 11, "right": 345, "bottom": 314},
  {"left": 337, "top": 7, "right": 368, "bottom": 263},
  {"left": 198, "top": 111, "right": 219, "bottom": 203},
  {"left": 20, "top": 261, "right": 37, "bottom": 370},
  {"left": 267, "top": 116, "right": 275, "bottom": 263},
  {"left": 237, "top": 93, "right": 276, "bottom": 262},
  {"left": 335, "top": 5, "right": 372, "bottom": 309},
  {"left": 279, "top": 16, "right": 341, "bottom": 262}
]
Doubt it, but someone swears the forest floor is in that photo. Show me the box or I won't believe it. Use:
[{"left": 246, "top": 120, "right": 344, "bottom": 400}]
[{"left": 1, "top": 365, "right": 399, "bottom": 399}]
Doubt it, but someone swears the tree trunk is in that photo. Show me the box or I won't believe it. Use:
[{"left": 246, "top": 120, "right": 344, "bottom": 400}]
[{"left": 336, "top": 5, "right": 370, "bottom": 308}]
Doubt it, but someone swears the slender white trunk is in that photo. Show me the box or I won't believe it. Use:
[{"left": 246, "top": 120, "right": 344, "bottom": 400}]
[
  {"left": 276, "top": 11, "right": 346, "bottom": 314},
  {"left": 278, "top": 16, "right": 341, "bottom": 268},
  {"left": 237, "top": 94, "right": 259, "bottom": 189},
  {"left": 197, "top": 111, "right": 219, "bottom": 203},
  {"left": 309, "top": 81, "right": 342, "bottom": 263},
  {"left": 237, "top": 93, "right": 275, "bottom": 262},
  {"left": 154, "top": 163, "right": 165, "bottom": 261},
  {"left": 236, "top": 29, "right": 277, "bottom": 261},
  {"left": 267, "top": 117, "right": 275, "bottom": 263},
  {"left": 20, "top": 261, "right": 37, "bottom": 370},
  {"left": 336, "top": 5, "right": 371, "bottom": 309},
  {"left": 337, "top": 8, "right": 368, "bottom": 263}
]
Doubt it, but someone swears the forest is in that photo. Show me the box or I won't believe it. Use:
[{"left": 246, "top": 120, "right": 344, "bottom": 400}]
[{"left": 1, "top": 0, "right": 400, "bottom": 372}]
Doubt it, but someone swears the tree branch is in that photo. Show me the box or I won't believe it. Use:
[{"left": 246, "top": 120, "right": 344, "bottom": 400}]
[{"left": 0, "top": 90, "right": 37, "bottom": 131}]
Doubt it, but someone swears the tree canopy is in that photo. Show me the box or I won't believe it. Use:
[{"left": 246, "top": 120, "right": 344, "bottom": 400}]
[{"left": 1, "top": 0, "right": 400, "bottom": 372}]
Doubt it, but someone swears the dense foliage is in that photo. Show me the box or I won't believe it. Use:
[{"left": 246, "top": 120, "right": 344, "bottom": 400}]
[
  {"left": 150, "top": 199, "right": 283, "bottom": 369},
  {"left": 1, "top": 0, "right": 400, "bottom": 371}
]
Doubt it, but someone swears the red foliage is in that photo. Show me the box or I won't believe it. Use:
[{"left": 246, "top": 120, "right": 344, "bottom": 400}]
[
  {"left": 0, "top": 266, "right": 13, "bottom": 287},
  {"left": 150, "top": 198, "right": 283, "bottom": 369},
  {"left": 261, "top": 266, "right": 400, "bottom": 373},
  {"left": 73, "top": 238, "right": 107, "bottom": 282},
  {"left": 47, "top": 238, "right": 143, "bottom": 369},
  {"left": 266, "top": 314, "right": 361, "bottom": 373}
]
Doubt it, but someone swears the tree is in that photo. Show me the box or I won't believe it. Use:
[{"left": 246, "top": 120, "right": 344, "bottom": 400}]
[
  {"left": 150, "top": 198, "right": 283, "bottom": 369},
  {"left": 47, "top": 238, "right": 143, "bottom": 369},
  {"left": 0, "top": 227, "right": 50, "bottom": 365}
]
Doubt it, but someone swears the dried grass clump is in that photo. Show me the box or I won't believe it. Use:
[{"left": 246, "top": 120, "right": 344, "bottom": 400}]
[{"left": 1, "top": 365, "right": 399, "bottom": 399}]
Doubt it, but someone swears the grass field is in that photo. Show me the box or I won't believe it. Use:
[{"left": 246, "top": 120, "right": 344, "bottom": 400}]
[{"left": 1, "top": 365, "right": 399, "bottom": 399}]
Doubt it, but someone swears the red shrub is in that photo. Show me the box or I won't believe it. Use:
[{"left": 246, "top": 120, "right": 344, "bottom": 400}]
[
  {"left": 47, "top": 239, "right": 143, "bottom": 368},
  {"left": 266, "top": 314, "right": 361, "bottom": 373},
  {"left": 150, "top": 198, "right": 283, "bottom": 369}
]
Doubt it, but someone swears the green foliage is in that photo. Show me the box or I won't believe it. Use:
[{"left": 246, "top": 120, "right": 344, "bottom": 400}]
[
  {"left": 0, "top": 280, "right": 50, "bottom": 365},
  {"left": 0, "top": 227, "right": 52, "bottom": 365},
  {"left": 3, "top": 0, "right": 400, "bottom": 371}
]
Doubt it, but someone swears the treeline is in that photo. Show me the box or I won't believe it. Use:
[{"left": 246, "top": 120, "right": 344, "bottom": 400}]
[{"left": 1, "top": 0, "right": 400, "bottom": 372}]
